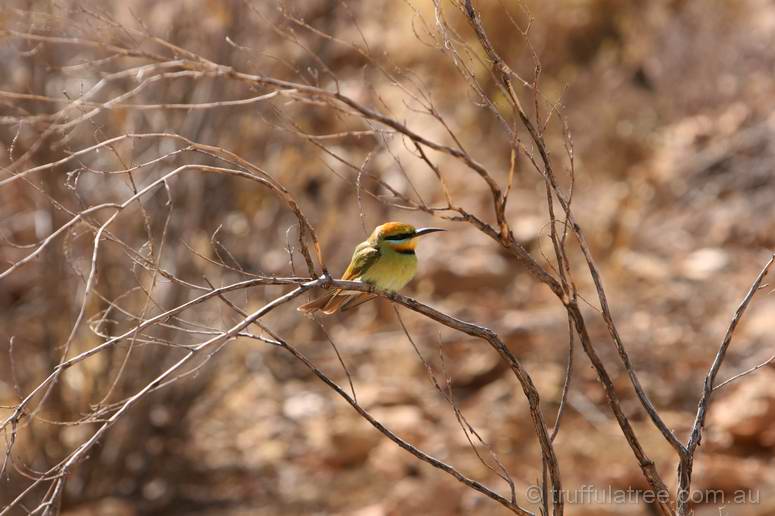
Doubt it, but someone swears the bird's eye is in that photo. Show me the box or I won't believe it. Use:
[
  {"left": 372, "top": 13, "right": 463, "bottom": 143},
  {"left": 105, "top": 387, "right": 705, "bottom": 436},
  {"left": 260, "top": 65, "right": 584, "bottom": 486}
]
[{"left": 385, "top": 233, "right": 414, "bottom": 241}]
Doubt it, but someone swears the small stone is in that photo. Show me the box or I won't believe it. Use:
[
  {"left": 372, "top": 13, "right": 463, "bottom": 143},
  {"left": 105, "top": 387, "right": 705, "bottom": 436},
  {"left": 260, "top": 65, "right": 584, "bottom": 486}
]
[
  {"left": 711, "top": 369, "right": 775, "bottom": 449},
  {"left": 680, "top": 248, "right": 729, "bottom": 280}
]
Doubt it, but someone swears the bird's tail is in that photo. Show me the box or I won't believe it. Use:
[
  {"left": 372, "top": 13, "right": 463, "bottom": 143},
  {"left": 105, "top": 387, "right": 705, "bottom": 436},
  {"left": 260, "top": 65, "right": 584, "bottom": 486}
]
[
  {"left": 297, "top": 290, "right": 373, "bottom": 315},
  {"left": 297, "top": 289, "right": 348, "bottom": 315}
]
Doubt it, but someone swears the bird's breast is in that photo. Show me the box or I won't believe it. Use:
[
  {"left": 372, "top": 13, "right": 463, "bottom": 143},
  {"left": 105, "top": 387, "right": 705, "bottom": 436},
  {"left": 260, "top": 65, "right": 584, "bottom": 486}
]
[{"left": 359, "top": 251, "right": 417, "bottom": 292}]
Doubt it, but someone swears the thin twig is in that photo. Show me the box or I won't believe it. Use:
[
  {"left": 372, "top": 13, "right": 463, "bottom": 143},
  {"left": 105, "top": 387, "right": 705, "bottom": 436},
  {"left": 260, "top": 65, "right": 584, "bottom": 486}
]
[{"left": 677, "top": 254, "right": 775, "bottom": 516}]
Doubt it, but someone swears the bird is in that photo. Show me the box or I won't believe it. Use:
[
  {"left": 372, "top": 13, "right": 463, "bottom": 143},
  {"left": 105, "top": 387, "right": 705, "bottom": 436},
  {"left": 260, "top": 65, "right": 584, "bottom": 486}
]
[{"left": 298, "top": 221, "right": 446, "bottom": 315}]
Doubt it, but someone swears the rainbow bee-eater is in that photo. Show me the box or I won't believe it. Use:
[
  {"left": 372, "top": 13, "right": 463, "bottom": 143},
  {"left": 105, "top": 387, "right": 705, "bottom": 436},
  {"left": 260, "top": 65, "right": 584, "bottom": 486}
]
[{"left": 298, "top": 222, "right": 446, "bottom": 315}]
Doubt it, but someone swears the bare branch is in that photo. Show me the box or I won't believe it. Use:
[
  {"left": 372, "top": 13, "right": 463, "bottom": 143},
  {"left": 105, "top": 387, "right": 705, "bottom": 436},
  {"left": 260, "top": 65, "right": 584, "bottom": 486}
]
[{"left": 677, "top": 254, "right": 775, "bottom": 515}]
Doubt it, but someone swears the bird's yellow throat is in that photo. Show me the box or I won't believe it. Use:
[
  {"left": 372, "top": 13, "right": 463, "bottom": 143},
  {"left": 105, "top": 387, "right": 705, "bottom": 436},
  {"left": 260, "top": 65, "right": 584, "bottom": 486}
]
[{"left": 386, "top": 239, "right": 417, "bottom": 253}]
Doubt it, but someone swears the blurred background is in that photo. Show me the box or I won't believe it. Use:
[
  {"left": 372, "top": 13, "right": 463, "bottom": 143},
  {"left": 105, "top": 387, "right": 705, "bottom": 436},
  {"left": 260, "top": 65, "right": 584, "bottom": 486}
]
[{"left": 1, "top": 0, "right": 774, "bottom": 515}]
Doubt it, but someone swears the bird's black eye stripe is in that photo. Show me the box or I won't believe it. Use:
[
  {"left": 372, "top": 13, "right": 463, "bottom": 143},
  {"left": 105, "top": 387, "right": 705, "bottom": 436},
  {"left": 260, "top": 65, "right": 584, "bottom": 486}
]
[{"left": 384, "top": 232, "right": 414, "bottom": 241}]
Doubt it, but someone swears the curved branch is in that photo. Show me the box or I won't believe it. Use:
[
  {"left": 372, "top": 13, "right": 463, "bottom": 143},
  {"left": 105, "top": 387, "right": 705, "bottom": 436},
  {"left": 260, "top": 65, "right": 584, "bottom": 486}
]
[{"left": 316, "top": 278, "right": 563, "bottom": 516}]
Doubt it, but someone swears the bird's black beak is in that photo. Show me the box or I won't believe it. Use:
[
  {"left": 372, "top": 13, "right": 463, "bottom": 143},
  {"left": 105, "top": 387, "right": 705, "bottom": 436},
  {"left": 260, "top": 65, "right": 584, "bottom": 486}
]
[{"left": 414, "top": 227, "right": 446, "bottom": 237}]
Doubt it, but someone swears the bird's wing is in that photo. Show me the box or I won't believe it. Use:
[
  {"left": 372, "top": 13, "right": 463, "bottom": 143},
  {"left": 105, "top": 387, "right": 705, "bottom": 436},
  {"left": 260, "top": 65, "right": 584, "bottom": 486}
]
[
  {"left": 341, "top": 242, "right": 380, "bottom": 280},
  {"left": 297, "top": 243, "right": 379, "bottom": 315}
]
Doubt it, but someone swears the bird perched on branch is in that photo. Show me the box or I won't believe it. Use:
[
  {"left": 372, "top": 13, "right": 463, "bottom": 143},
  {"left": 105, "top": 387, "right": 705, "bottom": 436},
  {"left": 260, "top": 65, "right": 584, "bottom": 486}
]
[{"left": 298, "top": 221, "right": 445, "bottom": 315}]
